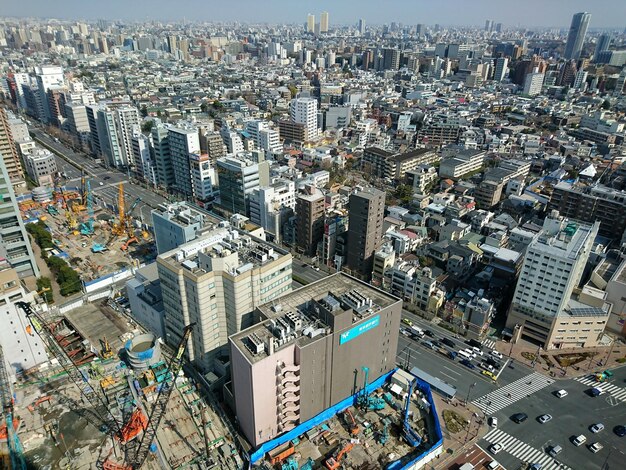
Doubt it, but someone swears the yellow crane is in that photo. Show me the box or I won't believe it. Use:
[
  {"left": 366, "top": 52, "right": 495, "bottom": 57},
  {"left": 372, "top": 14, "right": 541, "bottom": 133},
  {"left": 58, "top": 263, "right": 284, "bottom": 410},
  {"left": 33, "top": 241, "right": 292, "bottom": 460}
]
[{"left": 112, "top": 182, "right": 127, "bottom": 237}]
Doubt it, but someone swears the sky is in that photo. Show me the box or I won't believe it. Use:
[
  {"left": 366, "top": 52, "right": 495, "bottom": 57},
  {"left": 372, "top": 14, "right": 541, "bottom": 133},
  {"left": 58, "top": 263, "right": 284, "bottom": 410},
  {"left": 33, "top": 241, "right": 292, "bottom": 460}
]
[{"left": 4, "top": 0, "right": 626, "bottom": 28}]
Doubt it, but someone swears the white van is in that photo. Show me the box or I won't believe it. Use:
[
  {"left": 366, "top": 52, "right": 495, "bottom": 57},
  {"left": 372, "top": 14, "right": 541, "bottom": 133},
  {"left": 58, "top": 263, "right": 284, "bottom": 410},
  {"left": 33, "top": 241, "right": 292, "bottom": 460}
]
[
  {"left": 458, "top": 350, "right": 472, "bottom": 360},
  {"left": 411, "top": 325, "right": 425, "bottom": 337},
  {"left": 555, "top": 389, "right": 568, "bottom": 398}
]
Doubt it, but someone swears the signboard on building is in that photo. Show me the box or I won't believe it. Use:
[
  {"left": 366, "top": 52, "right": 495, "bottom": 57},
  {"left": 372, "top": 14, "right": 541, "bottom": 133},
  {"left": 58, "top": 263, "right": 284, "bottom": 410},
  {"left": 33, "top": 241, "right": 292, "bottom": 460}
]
[{"left": 339, "top": 315, "right": 380, "bottom": 345}]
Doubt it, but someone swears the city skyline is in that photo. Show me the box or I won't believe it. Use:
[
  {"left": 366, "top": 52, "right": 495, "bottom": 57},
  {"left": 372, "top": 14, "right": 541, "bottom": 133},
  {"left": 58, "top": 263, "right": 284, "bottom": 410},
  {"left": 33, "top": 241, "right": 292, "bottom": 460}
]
[{"left": 3, "top": 0, "right": 626, "bottom": 28}]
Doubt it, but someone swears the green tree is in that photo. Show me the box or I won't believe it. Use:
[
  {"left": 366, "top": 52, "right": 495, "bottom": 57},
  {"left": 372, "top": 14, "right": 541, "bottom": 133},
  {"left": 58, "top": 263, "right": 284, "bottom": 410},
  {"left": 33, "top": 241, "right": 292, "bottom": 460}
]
[
  {"left": 141, "top": 120, "right": 154, "bottom": 134},
  {"left": 601, "top": 100, "right": 611, "bottom": 110},
  {"left": 26, "top": 221, "right": 54, "bottom": 249},
  {"left": 140, "top": 105, "right": 148, "bottom": 117},
  {"left": 394, "top": 184, "right": 413, "bottom": 204}
]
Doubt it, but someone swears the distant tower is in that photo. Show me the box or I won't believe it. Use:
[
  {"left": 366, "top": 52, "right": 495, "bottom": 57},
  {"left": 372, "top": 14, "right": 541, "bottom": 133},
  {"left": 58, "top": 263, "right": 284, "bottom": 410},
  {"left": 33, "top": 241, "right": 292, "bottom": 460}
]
[
  {"left": 307, "top": 14, "right": 315, "bottom": 33},
  {"left": 593, "top": 34, "right": 612, "bottom": 61},
  {"left": 564, "top": 12, "right": 591, "bottom": 60},
  {"left": 320, "top": 11, "right": 329, "bottom": 33},
  {"left": 493, "top": 57, "right": 509, "bottom": 82},
  {"left": 358, "top": 18, "right": 366, "bottom": 35}
]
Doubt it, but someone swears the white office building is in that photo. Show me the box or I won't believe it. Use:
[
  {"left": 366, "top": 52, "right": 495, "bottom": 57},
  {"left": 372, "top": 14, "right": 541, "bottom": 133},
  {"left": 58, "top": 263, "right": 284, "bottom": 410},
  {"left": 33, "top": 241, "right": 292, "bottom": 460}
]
[
  {"left": 289, "top": 97, "right": 319, "bottom": 141},
  {"left": 249, "top": 179, "right": 296, "bottom": 243},
  {"left": 523, "top": 71, "right": 544, "bottom": 97}
]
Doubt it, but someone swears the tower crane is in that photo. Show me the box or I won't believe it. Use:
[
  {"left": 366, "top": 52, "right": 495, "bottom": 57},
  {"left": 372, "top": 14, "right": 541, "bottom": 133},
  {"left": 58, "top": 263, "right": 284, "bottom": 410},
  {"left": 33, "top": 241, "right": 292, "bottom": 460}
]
[
  {"left": 80, "top": 180, "right": 95, "bottom": 236},
  {"left": 0, "top": 344, "right": 26, "bottom": 470},
  {"left": 112, "top": 182, "right": 127, "bottom": 237}
]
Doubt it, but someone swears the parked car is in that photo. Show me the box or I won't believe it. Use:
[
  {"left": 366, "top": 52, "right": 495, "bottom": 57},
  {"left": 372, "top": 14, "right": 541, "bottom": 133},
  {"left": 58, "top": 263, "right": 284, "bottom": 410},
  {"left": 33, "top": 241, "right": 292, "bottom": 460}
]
[
  {"left": 512, "top": 413, "right": 528, "bottom": 423},
  {"left": 572, "top": 434, "right": 587, "bottom": 446},
  {"left": 548, "top": 445, "right": 562, "bottom": 457},
  {"left": 555, "top": 389, "right": 568, "bottom": 398},
  {"left": 589, "top": 442, "right": 603, "bottom": 453},
  {"left": 538, "top": 414, "right": 552, "bottom": 424},
  {"left": 614, "top": 425, "right": 625, "bottom": 437},
  {"left": 590, "top": 423, "right": 604, "bottom": 433}
]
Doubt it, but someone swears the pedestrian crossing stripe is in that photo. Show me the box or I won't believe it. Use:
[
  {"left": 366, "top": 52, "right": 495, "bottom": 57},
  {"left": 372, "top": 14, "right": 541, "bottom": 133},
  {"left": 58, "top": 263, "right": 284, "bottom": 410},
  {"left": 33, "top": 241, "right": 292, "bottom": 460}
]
[
  {"left": 472, "top": 372, "right": 554, "bottom": 414},
  {"left": 574, "top": 375, "right": 626, "bottom": 402},
  {"left": 482, "top": 428, "right": 571, "bottom": 470},
  {"left": 482, "top": 338, "right": 496, "bottom": 349}
]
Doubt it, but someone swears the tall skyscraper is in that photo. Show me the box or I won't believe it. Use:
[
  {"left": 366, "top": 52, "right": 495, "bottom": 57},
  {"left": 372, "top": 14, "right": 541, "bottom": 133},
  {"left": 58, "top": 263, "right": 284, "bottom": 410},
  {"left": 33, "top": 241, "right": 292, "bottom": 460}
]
[
  {"left": 168, "top": 124, "right": 200, "bottom": 197},
  {"left": 306, "top": 14, "right": 315, "bottom": 33},
  {"left": 484, "top": 19, "right": 493, "bottom": 32},
  {"left": 346, "top": 187, "right": 385, "bottom": 280},
  {"left": 564, "top": 12, "right": 591, "bottom": 60},
  {"left": 506, "top": 213, "right": 602, "bottom": 349},
  {"left": 382, "top": 48, "right": 400, "bottom": 70},
  {"left": 0, "top": 157, "right": 39, "bottom": 278},
  {"left": 523, "top": 70, "right": 545, "bottom": 96},
  {"left": 358, "top": 18, "right": 366, "bottom": 35},
  {"left": 493, "top": 57, "right": 509, "bottom": 82},
  {"left": 320, "top": 11, "right": 329, "bottom": 33},
  {"left": 593, "top": 34, "right": 612, "bottom": 61},
  {"left": 295, "top": 186, "right": 325, "bottom": 256},
  {"left": 0, "top": 108, "right": 24, "bottom": 184},
  {"left": 289, "top": 97, "right": 318, "bottom": 141}
]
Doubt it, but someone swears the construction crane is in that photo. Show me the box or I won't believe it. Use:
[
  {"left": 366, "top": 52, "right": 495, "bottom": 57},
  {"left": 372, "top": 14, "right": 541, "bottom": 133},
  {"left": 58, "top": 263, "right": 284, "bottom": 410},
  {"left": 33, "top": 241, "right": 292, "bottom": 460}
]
[
  {"left": 324, "top": 441, "right": 354, "bottom": 470},
  {"left": 80, "top": 180, "right": 95, "bottom": 236},
  {"left": 402, "top": 379, "right": 422, "bottom": 447},
  {"left": 15, "top": 302, "right": 122, "bottom": 438},
  {"left": 356, "top": 366, "right": 384, "bottom": 410},
  {"left": 124, "top": 323, "right": 195, "bottom": 470},
  {"left": 112, "top": 183, "right": 127, "bottom": 237},
  {"left": 0, "top": 344, "right": 26, "bottom": 470}
]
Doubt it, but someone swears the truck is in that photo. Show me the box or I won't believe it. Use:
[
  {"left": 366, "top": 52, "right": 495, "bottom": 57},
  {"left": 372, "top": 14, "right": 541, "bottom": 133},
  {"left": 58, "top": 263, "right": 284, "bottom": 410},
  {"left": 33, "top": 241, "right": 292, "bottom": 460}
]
[{"left": 411, "top": 325, "right": 425, "bottom": 338}]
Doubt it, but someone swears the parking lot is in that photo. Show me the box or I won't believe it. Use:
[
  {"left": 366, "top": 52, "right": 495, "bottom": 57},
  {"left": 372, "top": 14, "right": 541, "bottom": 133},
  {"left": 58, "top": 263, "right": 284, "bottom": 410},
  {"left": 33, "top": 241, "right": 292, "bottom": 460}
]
[{"left": 478, "top": 373, "right": 626, "bottom": 470}]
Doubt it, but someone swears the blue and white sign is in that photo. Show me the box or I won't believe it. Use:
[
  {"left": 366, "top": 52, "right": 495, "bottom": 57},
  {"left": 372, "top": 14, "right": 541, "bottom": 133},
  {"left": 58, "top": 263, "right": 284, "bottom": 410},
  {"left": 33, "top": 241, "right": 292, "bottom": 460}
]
[{"left": 339, "top": 315, "right": 380, "bottom": 345}]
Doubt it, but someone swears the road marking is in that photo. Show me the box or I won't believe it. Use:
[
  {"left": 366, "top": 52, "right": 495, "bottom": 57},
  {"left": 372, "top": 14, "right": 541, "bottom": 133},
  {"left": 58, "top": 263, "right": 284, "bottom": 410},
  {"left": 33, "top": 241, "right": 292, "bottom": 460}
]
[
  {"left": 443, "top": 366, "right": 461, "bottom": 376},
  {"left": 494, "top": 359, "right": 509, "bottom": 380},
  {"left": 472, "top": 372, "right": 554, "bottom": 414},
  {"left": 483, "top": 428, "right": 570, "bottom": 470},
  {"left": 439, "top": 371, "right": 457, "bottom": 381},
  {"left": 482, "top": 338, "right": 496, "bottom": 349},
  {"left": 574, "top": 375, "right": 626, "bottom": 402}
]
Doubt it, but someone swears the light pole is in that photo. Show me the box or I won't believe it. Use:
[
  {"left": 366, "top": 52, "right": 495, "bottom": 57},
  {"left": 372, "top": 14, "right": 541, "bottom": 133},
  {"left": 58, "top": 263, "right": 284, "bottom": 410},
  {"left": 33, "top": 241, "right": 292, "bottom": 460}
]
[
  {"left": 465, "top": 382, "right": 476, "bottom": 405},
  {"left": 603, "top": 340, "right": 616, "bottom": 367}
]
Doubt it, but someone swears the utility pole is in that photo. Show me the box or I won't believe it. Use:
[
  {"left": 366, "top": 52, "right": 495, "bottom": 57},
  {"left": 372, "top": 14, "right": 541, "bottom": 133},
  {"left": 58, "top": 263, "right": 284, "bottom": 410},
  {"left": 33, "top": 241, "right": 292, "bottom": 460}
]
[{"left": 465, "top": 382, "right": 476, "bottom": 405}]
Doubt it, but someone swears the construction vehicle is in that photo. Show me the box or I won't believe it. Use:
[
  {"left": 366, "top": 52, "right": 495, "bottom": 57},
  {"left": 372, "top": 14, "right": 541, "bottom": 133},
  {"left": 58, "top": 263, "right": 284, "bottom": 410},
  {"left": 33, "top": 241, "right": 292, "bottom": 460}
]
[
  {"left": 356, "top": 366, "right": 384, "bottom": 410},
  {"left": 117, "top": 408, "right": 148, "bottom": 444},
  {"left": 281, "top": 456, "right": 299, "bottom": 470},
  {"left": 324, "top": 441, "right": 354, "bottom": 470},
  {"left": 268, "top": 442, "right": 296, "bottom": 465},
  {"left": 0, "top": 344, "right": 27, "bottom": 470},
  {"left": 342, "top": 409, "right": 359, "bottom": 435},
  {"left": 121, "top": 236, "right": 138, "bottom": 251},
  {"left": 378, "top": 420, "right": 389, "bottom": 445},
  {"left": 101, "top": 336, "right": 114, "bottom": 359},
  {"left": 47, "top": 205, "right": 59, "bottom": 215},
  {"left": 402, "top": 379, "right": 422, "bottom": 447}
]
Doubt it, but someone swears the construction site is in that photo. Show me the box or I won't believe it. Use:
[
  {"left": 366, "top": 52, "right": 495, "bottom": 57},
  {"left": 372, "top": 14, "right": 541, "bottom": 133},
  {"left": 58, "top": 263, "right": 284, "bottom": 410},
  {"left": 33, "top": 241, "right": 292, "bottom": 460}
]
[
  {"left": 252, "top": 369, "right": 443, "bottom": 470},
  {"left": 19, "top": 176, "right": 156, "bottom": 283},
  {"left": 0, "top": 299, "right": 243, "bottom": 470}
]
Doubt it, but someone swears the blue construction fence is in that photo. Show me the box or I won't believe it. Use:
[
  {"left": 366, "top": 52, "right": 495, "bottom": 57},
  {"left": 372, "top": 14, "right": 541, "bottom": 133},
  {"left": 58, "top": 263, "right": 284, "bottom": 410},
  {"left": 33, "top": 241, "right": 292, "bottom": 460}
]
[{"left": 249, "top": 368, "right": 444, "bottom": 468}]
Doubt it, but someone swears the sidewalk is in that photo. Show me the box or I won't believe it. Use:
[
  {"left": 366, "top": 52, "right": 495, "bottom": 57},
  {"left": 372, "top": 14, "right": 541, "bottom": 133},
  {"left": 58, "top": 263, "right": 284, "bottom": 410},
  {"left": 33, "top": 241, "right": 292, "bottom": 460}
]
[
  {"left": 30, "top": 236, "right": 63, "bottom": 302},
  {"left": 495, "top": 337, "right": 626, "bottom": 380}
]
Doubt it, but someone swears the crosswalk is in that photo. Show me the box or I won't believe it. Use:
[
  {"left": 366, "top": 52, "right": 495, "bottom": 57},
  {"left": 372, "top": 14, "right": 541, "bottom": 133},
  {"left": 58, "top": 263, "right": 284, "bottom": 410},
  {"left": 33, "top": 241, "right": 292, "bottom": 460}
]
[
  {"left": 472, "top": 372, "right": 554, "bottom": 414},
  {"left": 482, "top": 428, "right": 570, "bottom": 470},
  {"left": 574, "top": 374, "right": 626, "bottom": 402},
  {"left": 482, "top": 338, "right": 496, "bottom": 349}
]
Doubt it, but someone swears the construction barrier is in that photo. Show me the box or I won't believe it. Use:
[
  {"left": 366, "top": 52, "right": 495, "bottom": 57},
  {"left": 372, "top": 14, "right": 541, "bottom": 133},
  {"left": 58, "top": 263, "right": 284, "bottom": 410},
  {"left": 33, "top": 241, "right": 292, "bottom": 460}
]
[{"left": 83, "top": 267, "right": 134, "bottom": 293}]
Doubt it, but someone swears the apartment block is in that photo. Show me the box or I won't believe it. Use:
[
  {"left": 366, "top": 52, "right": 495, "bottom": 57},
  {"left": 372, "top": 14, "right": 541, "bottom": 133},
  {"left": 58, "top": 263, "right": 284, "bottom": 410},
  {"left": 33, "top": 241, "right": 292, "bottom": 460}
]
[
  {"left": 362, "top": 147, "right": 440, "bottom": 180},
  {"left": 157, "top": 226, "right": 292, "bottom": 372},
  {"left": 228, "top": 273, "right": 401, "bottom": 446},
  {"left": 217, "top": 155, "right": 271, "bottom": 216},
  {"left": 295, "top": 186, "right": 325, "bottom": 256},
  {"left": 439, "top": 149, "right": 486, "bottom": 179},
  {"left": 152, "top": 202, "right": 208, "bottom": 255},
  {"left": 23, "top": 149, "right": 58, "bottom": 187}
]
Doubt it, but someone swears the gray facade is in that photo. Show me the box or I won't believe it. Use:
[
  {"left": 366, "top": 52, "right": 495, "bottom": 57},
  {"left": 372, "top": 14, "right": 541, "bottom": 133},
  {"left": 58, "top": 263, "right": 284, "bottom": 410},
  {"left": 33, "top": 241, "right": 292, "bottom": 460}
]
[{"left": 152, "top": 202, "right": 206, "bottom": 254}]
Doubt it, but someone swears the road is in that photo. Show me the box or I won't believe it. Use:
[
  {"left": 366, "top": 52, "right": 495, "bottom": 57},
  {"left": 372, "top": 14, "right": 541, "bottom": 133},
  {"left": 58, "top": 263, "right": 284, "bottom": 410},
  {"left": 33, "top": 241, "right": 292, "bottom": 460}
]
[
  {"left": 31, "top": 129, "right": 168, "bottom": 226},
  {"left": 291, "top": 262, "right": 328, "bottom": 285}
]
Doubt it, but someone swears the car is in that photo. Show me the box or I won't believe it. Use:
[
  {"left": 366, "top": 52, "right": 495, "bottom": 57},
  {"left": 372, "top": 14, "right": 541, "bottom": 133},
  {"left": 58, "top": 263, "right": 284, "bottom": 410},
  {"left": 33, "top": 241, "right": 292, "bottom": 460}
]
[
  {"left": 548, "top": 445, "right": 562, "bottom": 457},
  {"left": 431, "top": 340, "right": 441, "bottom": 349},
  {"left": 480, "top": 362, "right": 495, "bottom": 372},
  {"left": 402, "top": 318, "right": 413, "bottom": 327},
  {"left": 421, "top": 341, "right": 435, "bottom": 350},
  {"left": 424, "top": 329, "right": 435, "bottom": 338},
  {"left": 538, "top": 414, "right": 552, "bottom": 424},
  {"left": 512, "top": 413, "right": 528, "bottom": 423},
  {"left": 482, "top": 370, "right": 497, "bottom": 380},
  {"left": 589, "top": 387, "right": 605, "bottom": 397},
  {"left": 488, "top": 416, "right": 498, "bottom": 428},
  {"left": 572, "top": 434, "right": 587, "bottom": 446},
  {"left": 400, "top": 328, "right": 411, "bottom": 337},
  {"left": 486, "top": 357, "right": 501, "bottom": 368},
  {"left": 472, "top": 347, "right": 483, "bottom": 356},
  {"left": 490, "top": 350, "right": 503, "bottom": 359},
  {"left": 529, "top": 465, "right": 542, "bottom": 470},
  {"left": 466, "top": 338, "right": 482, "bottom": 349},
  {"left": 489, "top": 443, "right": 504, "bottom": 455},
  {"left": 589, "top": 442, "right": 603, "bottom": 453},
  {"left": 104, "top": 176, "right": 111, "bottom": 180},
  {"left": 441, "top": 338, "right": 455, "bottom": 348},
  {"left": 555, "top": 389, "right": 568, "bottom": 398},
  {"left": 614, "top": 425, "right": 626, "bottom": 437},
  {"left": 464, "top": 348, "right": 477, "bottom": 358},
  {"left": 590, "top": 423, "right": 604, "bottom": 433},
  {"left": 460, "top": 359, "right": 476, "bottom": 369},
  {"left": 99, "top": 181, "right": 104, "bottom": 186}
]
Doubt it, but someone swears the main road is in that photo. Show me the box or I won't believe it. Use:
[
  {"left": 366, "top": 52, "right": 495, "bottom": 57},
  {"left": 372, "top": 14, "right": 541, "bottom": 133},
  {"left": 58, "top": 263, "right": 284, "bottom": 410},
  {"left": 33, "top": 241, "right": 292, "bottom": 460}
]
[{"left": 31, "top": 129, "right": 169, "bottom": 226}]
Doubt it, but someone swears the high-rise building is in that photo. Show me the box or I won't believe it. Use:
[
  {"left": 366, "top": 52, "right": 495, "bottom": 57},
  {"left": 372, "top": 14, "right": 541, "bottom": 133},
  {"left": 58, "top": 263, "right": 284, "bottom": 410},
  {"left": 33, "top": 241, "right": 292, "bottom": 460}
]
[
  {"left": 189, "top": 153, "right": 216, "bottom": 202},
  {"left": 0, "top": 157, "right": 39, "bottom": 278},
  {"left": 217, "top": 155, "right": 270, "bottom": 216},
  {"left": 593, "top": 34, "right": 612, "bottom": 61},
  {"left": 151, "top": 121, "right": 174, "bottom": 189},
  {"left": 229, "top": 273, "right": 401, "bottom": 446},
  {"left": 152, "top": 202, "right": 207, "bottom": 255},
  {"left": 0, "top": 108, "right": 24, "bottom": 184},
  {"left": 157, "top": 226, "right": 292, "bottom": 372},
  {"left": 415, "top": 24, "right": 424, "bottom": 37},
  {"left": 382, "top": 48, "right": 400, "bottom": 70},
  {"left": 358, "top": 18, "right": 366, "bottom": 35},
  {"left": 320, "top": 11, "right": 329, "bottom": 33},
  {"left": 295, "top": 186, "right": 325, "bottom": 256},
  {"left": 307, "top": 14, "right": 315, "bottom": 33},
  {"left": 249, "top": 179, "right": 296, "bottom": 243},
  {"left": 131, "top": 129, "right": 156, "bottom": 186},
  {"left": 493, "top": 57, "right": 509, "bottom": 82},
  {"left": 289, "top": 97, "right": 318, "bottom": 141},
  {"left": 115, "top": 106, "right": 141, "bottom": 169},
  {"left": 564, "top": 12, "right": 591, "bottom": 60},
  {"left": 485, "top": 19, "right": 493, "bottom": 32},
  {"left": 346, "top": 187, "right": 385, "bottom": 280},
  {"left": 523, "top": 71, "right": 544, "bottom": 96},
  {"left": 34, "top": 66, "right": 64, "bottom": 122},
  {"left": 168, "top": 124, "right": 200, "bottom": 197},
  {"left": 506, "top": 213, "right": 603, "bottom": 349}
]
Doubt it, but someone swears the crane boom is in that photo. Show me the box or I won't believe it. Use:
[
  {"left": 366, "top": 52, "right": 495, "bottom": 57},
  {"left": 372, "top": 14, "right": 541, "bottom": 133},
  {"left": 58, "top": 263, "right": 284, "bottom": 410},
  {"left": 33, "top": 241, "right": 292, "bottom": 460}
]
[
  {"left": 129, "top": 323, "right": 195, "bottom": 469},
  {"left": 0, "top": 344, "right": 26, "bottom": 470},
  {"left": 15, "top": 302, "right": 122, "bottom": 438}
]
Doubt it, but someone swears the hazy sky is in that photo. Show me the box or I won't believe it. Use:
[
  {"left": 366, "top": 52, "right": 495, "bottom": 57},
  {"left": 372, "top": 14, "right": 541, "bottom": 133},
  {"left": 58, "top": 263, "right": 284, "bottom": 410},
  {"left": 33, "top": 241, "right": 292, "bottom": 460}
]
[{"left": 4, "top": 0, "right": 626, "bottom": 28}]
